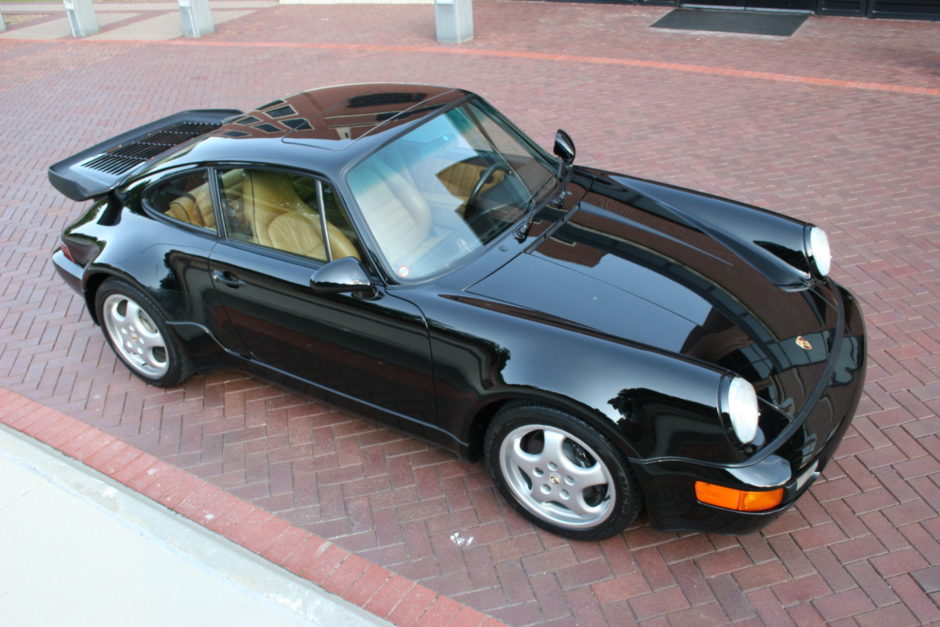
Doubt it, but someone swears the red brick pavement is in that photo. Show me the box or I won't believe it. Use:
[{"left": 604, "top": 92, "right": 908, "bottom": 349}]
[
  {"left": 0, "top": 387, "right": 501, "bottom": 627},
  {"left": 1, "top": 4, "right": 939, "bottom": 625}
]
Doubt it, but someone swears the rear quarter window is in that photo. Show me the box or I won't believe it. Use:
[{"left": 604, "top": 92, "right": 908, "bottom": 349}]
[{"left": 145, "top": 169, "right": 216, "bottom": 232}]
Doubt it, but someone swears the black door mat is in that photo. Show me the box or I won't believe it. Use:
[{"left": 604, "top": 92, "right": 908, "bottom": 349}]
[{"left": 651, "top": 9, "right": 809, "bottom": 37}]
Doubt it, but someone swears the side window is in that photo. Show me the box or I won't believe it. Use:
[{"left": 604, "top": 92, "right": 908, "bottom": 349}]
[
  {"left": 217, "top": 167, "right": 362, "bottom": 263},
  {"left": 146, "top": 170, "right": 215, "bottom": 232}
]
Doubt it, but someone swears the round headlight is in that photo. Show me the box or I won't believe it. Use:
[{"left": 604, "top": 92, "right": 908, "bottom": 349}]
[
  {"left": 722, "top": 377, "right": 759, "bottom": 445},
  {"left": 806, "top": 227, "right": 831, "bottom": 277}
]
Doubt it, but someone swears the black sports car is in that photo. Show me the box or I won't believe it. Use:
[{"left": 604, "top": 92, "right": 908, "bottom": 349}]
[{"left": 49, "top": 83, "right": 866, "bottom": 540}]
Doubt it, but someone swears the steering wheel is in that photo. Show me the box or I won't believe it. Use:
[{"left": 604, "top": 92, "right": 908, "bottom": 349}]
[{"left": 464, "top": 163, "right": 509, "bottom": 220}]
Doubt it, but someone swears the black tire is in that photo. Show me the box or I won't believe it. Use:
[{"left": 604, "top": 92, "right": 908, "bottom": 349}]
[
  {"left": 484, "top": 404, "right": 641, "bottom": 541},
  {"left": 94, "top": 278, "right": 193, "bottom": 387}
]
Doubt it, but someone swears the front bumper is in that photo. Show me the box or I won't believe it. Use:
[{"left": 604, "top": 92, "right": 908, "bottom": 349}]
[{"left": 632, "top": 285, "right": 867, "bottom": 535}]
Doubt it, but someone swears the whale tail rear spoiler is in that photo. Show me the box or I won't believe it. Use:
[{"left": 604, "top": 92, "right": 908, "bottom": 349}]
[{"left": 48, "top": 108, "right": 243, "bottom": 201}]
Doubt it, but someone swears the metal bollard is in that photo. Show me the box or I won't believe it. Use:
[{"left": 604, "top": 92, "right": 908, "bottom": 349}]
[
  {"left": 434, "top": 0, "right": 473, "bottom": 44},
  {"left": 63, "top": 0, "right": 99, "bottom": 37},
  {"left": 178, "top": 0, "right": 214, "bottom": 38},
  {"left": 0, "top": 10, "right": 7, "bottom": 33}
]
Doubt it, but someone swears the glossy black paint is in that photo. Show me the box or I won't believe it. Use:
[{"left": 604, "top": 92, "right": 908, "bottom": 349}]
[
  {"left": 310, "top": 258, "right": 376, "bottom": 297},
  {"left": 50, "top": 84, "right": 866, "bottom": 535}
]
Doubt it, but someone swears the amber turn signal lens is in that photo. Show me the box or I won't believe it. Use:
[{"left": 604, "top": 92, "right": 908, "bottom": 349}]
[{"left": 694, "top": 481, "right": 784, "bottom": 512}]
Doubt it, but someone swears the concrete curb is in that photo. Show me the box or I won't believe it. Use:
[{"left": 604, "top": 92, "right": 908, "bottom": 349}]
[
  {"left": 0, "top": 422, "right": 390, "bottom": 625},
  {"left": 0, "top": 387, "right": 506, "bottom": 627}
]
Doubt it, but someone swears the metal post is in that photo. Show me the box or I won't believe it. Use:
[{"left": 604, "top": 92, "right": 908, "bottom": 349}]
[
  {"left": 178, "top": 0, "right": 214, "bottom": 38},
  {"left": 1, "top": 9, "right": 7, "bottom": 33},
  {"left": 63, "top": 0, "right": 99, "bottom": 37},
  {"left": 434, "top": 0, "right": 473, "bottom": 44}
]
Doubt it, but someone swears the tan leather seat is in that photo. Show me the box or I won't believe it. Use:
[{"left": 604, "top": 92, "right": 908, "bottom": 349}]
[
  {"left": 167, "top": 182, "right": 215, "bottom": 228},
  {"left": 266, "top": 212, "right": 360, "bottom": 261},
  {"left": 167, "top": 170, "right": 247, "bottom": 229},
  {"left": 348, "top": 160, "right": 437, "bottom": 269},
  {"left": 242, "top": 170, "right": 310, "bottom": 248},
  {"left": 242, "top": 170, "right": 360, "bottom": 261}
]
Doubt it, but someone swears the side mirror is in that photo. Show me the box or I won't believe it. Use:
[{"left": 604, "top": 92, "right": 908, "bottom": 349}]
[
  {"left": 310, "top": 257, "right": 377, "bottom": 298},
  {"left": 553, "top": 129, "right": 576, "bottom": 165}
]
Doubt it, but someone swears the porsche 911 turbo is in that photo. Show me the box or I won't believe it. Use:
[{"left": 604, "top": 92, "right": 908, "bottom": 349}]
[{"left": 49, "top": 83, "right": 866, "bottom": 540}]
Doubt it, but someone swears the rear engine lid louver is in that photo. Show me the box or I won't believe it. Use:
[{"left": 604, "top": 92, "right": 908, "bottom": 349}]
[
  {"left": 79, "top": 121, "right": 222, "bottom": 175},
  {"left": 48, "top": 108, "right": 243, "bottom": 201}
]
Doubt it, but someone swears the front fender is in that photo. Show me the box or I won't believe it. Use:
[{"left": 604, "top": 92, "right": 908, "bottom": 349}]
[
  {"left": 422, "top": 293, "right": 740, "bottom": 463},
  {"left": 585, "top": 169, "right": 813, "bottom": 287}
]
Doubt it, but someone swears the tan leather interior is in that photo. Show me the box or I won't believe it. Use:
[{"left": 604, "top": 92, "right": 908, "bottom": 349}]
[
  {"left": 169, "top": 168, "right": 360, "bottom": 262},
  {"left": 217, "top": 168, "right": 247, "bottom": 226},
  {"left": 436, "top": 160, "right": 505, "bottom": 209},
  {"left": 166, "top": 170, "right": 246, "bottom": 230},
  {"left": 266, "top": 212, "right": 360, "bottom": 261},
  {"left": 240, "top": 169, "right": 359, "bottom": 260},
  {"left": 242, "top": 170, "right": 305, "bottom": 248},
  {"left": 350, "top": 159, "right": 435, "bottom": 267},
  {"left": 167, "top": 182, "right": 215, "bottom": 229}
]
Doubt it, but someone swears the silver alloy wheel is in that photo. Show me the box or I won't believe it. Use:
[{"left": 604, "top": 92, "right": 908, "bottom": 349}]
[
  {"left": 498, "top": 424, "right": 615, "bottom": 530},
  {"left": 101, "top": 293, "right": 169, "bottom": 378}
]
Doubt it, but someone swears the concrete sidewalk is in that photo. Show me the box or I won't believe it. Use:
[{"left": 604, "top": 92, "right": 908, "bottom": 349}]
[{"left": 0, "top": 424, "right": 388, "bottom": 627}]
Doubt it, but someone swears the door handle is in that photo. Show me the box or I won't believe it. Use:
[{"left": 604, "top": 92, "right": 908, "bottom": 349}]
[{"left": 212, "top": 270, "right": 245, "bottom": 288}]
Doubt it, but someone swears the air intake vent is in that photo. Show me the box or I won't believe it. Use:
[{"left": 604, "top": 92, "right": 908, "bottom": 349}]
[
  {"left": 79, "top": 121, "right": 222, "bottom": 175},
  {"left": 81, "top": 154, "right": 143, "bottom": 175}
]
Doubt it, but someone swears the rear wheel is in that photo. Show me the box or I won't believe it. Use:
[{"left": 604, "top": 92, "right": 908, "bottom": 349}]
[
  {"left": 484, "top": 404, "right": 641, "bottom": 541},
  {"left": 95, "top": 278, "right": 192, "bottom": 387}
]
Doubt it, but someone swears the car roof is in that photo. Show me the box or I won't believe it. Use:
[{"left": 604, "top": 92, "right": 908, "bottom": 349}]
[
  {"left": 223, "top": 83, "right": 464, "bottom": 148},
  {"left": 149, "top": 83, "right": 471, "bottom": 178}
]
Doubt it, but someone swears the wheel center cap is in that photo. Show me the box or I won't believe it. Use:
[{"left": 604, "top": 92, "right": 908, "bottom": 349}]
[{"left": 549, "top": 474, "right": 561, "bottom": 485}]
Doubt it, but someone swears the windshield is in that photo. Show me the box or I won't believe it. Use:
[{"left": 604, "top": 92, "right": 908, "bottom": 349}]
[{"left": 347, "top": 99, "right": 556, "bottom": 280}]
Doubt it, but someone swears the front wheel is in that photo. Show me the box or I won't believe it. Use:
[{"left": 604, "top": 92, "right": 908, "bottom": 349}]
[
  {"left": 484, "top": 404, "right": 641, "bottom": 541},
  {"left": 95, "top": 278, "right": 193, "bottom": 387}
]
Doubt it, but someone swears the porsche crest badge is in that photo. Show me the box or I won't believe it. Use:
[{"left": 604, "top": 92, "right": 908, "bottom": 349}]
[{"left": 795, "top": 336, "right": 813, "bottom": 351}]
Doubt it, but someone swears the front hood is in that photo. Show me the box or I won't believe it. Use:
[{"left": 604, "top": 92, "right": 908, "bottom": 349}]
[{"left": 468, "top": 172, "right": 841, "bottom": 421}]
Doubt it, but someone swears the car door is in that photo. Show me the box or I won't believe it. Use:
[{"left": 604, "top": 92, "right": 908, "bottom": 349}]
[{"left": 206, "top": 166, "right": 437, "bottom": 428}]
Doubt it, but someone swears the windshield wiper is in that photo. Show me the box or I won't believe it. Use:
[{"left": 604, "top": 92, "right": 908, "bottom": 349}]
[
  {"left": 514, "top": 175, "right": 560, "bottom": 242},
  {"left": 515, "top": 154, "right": 575, "bottom": 242},
  {"left": 515, "top": 130, "right": 578, "bottom": 241}
]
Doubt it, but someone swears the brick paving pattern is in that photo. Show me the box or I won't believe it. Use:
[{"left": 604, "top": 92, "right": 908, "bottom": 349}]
[
  {"left": 0, "top": 388, "right": 500, "bottom": 626},
  {"left": 1, "top": 3, "right": 939, "bottom": 625}
]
